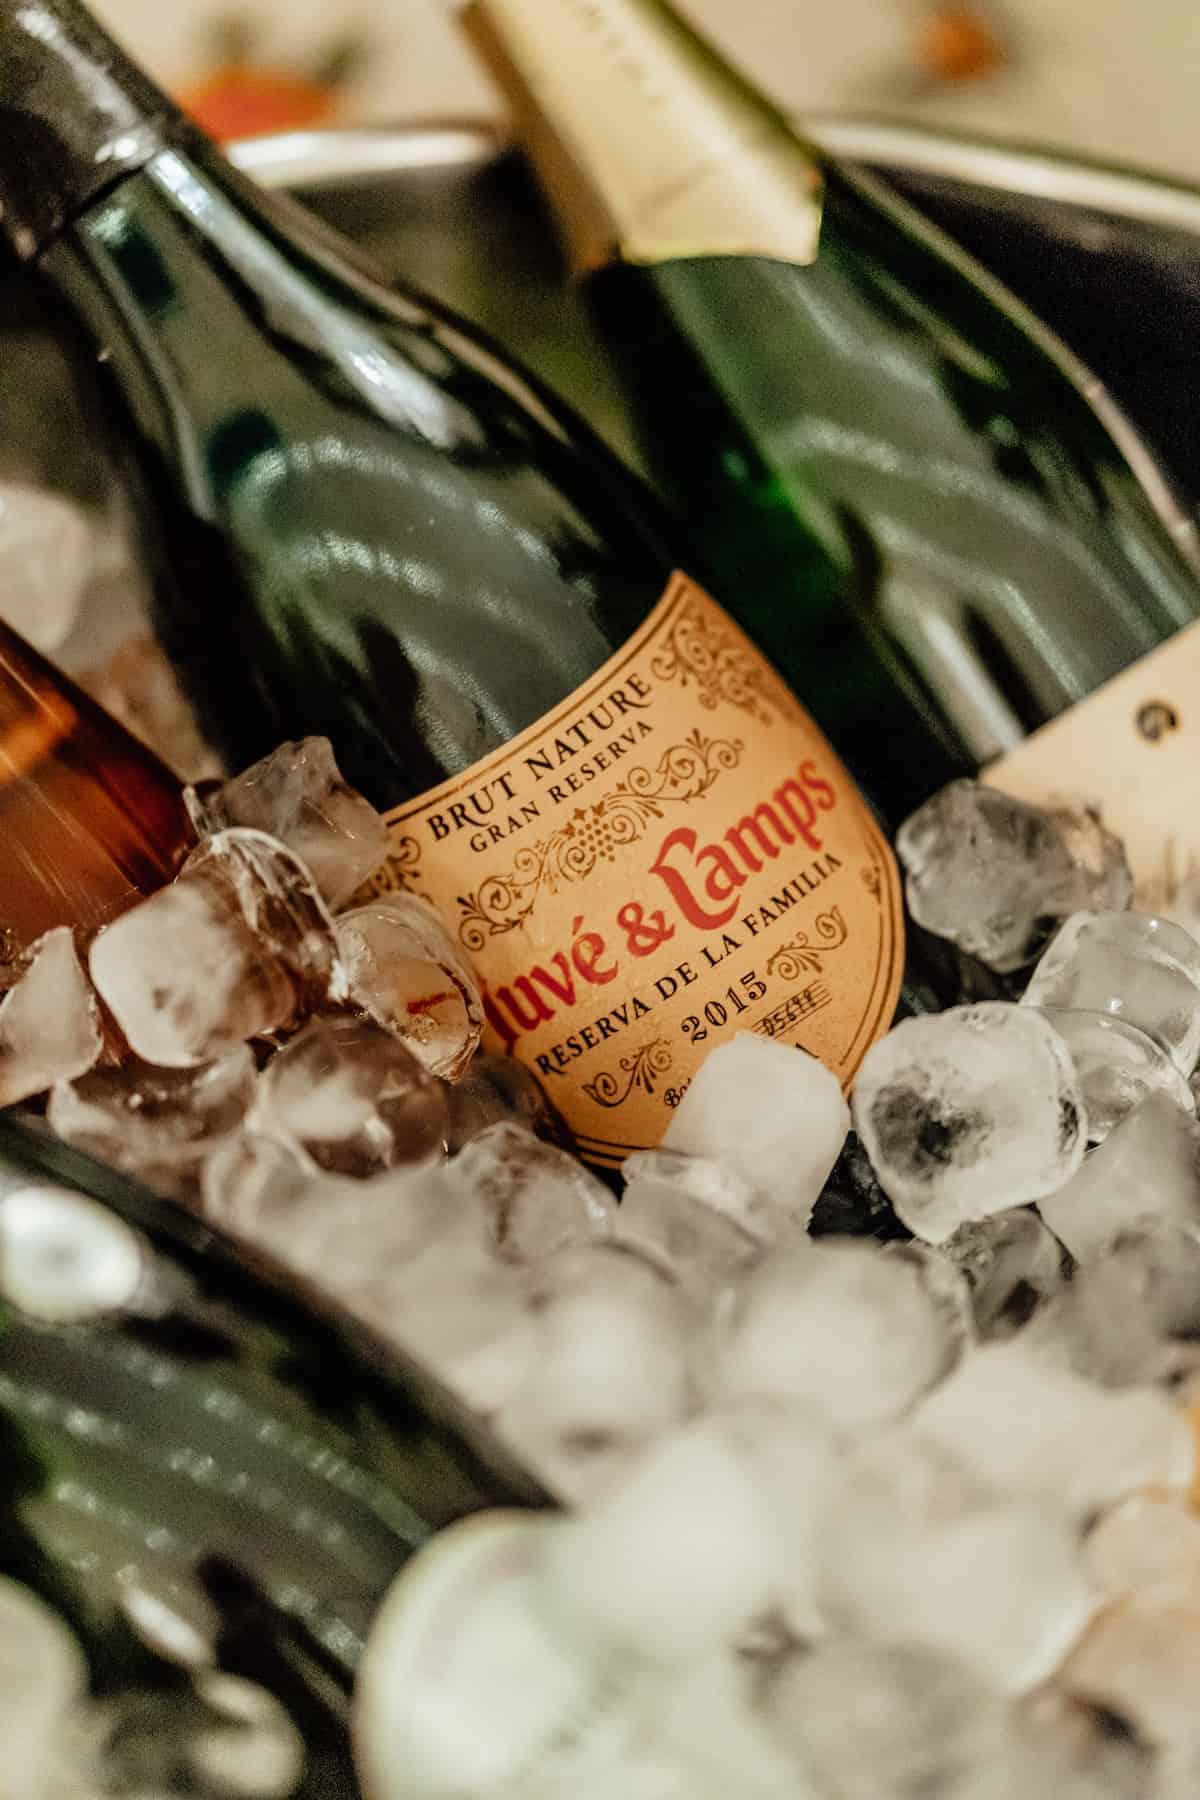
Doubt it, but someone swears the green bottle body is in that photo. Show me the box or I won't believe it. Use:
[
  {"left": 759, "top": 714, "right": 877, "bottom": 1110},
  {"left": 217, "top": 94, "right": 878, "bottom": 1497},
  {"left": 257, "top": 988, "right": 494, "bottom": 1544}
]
[
  {"left": 460, "top": 0, "right": 1200, "bottom": 836},
  {"left": 0, "top": 1116, "right": 540, "bottom": 1792},
  {"left": 583, "top": 160, "right": 1200, "bottom": 812},
  {"left": 40, "top": 144, "right": 677, "bottom": 806}
]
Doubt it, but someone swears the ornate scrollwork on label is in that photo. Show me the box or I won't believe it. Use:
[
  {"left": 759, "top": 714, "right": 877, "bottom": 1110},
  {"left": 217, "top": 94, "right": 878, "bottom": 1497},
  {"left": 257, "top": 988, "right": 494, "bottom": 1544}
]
[
  {"left": 650, "top": 593, "right": 796, "bottom": 725},
  {"left": 764, "top": 904, "right": 850, "bottom": 981},
  {"left": 582, "top": 1036, "right": 673, "bottom": 1109},
  {"left": 363, "top": 833, "right": 426, "bottom": 900},
  {"left": 456, "top": 730, "right": 741, "bottom": 950}
]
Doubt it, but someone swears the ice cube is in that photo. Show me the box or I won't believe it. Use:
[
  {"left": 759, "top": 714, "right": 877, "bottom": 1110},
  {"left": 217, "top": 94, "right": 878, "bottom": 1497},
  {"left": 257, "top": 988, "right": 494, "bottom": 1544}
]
[
  {"left": 1049, "top": 805, "right": 1136, "bottom": 901},
  {"left": 445, "top": 1053, "right": 551, "bottom": 1150},
  {"left": 1157, "top": 1749, "right": 1200, "bottom": 1800},
  {"left": 714, "top": 1398, "right": 847, "bottom": 1640},
  {"left": 201, "top": 1130, "right": 319, "bottom": 1242},
  {"left": 89, "top": 829, "right": 344, "bottom": 1066},
  {"left": 434, "top": 1294, "right": 543, "bottom": 1419},
  {"left": 817, "top": 1434, "right": 1092, "bottom": 1691},
  {"left": 1060, "top": 1587, "right": 1200, "bottom": 1760},
  {"left": 662, "top": 1034, "right": 849, "bottom": 1230},
  {"left": 941, "top": 1209, "right": 1065, "bottom": 1339},
  {"left": 897, "top": 781, "right": 1130, "bottom": 974},
  {"left": 759, "top": 1639, "right": 1010, "bottom": 1800},
  {"left": 48, "top": 1049, "right": 256, "bottom": 1199},
  {"left": 335, "top": 896, "right": 482, "bottom": 1081},
  {"left": 645, "top": 1655, "right": 799, "bottom": 1800},
  {"left": 540, "top": 1417, "right": 777, "bottom": 1662},
  {"left": 624, "top": 1148, "right": 767, "bottom": 1239},
  {"left": 250, "top": 1015, "right": 448, "bottom": 1178},
  {"left": 89, "top": 869, "right": 293, "bottom": 1067},
  {"left": 222, "top": 1146, "right": 518, "bottom": 1406},
  {"left": 0, "top": 927, "right": 102, "bottom": 1106},
  {"left": 851, "top": 1003, "right": 1087, "bottom": 1243},
  {"left": 188, "top": 829, "right": 347, "bottom": 1006},
  {"left": 618, "top": 1150, "right": 767, "bottom": 1303},
  {"left": 206, "top": 1139, "right": 532, "bottom": 1414},
  {"left": 233, "top": 1161, "right": 461, "bottom": 1308},
  {"left": 495, "top": 1244, "right": 694, "bottom": 1505},
  {"left": 0, "top": 1576, "right": 88, "bottom": 1800},
  {"left": 1033, "top": 1222, "right": 1200, "bottom": 1387},
  {"left": 911, "top": 1340, "right": 1194, "bottom": 1521},
  {"left": 81, "top": 630, "right": 224, "bottom": 785},
  {"left": 0, "top": 1184, "right": 149, "bottom": 1324},
  {"left": 372, "top": 1220, "right": 535, "bottom": 1420},
  {"left": 1039, "top": 1091, "right": 1200, "bottom": 1262},
  {"left": 188, "top": 1672, "right": 305, "bottom": 1800},
  {"left": 887, "top": 1236, "right": 977, "bottom": 1349},
  {"left": 990, "top": 1691, "right": 1150, "bottom": 1800},
  {"left": 1083, "top": 1494, "right": 1200, "bottom": 1602},
  {"left": 712, "top": 1239, "right": 965, "bottom": 1429},
  {"left": 1039, "top": 1008, "right": 1193, "bottom": 1140},
  {"left": 355, "top": 1514, "right": 649, "bottom": 1800},
  {"left": 1022, "top": 912, "right": 1200, "bottom": 1075},
  {"left": 187, "top": 737, "right": 388, "bottom": 909},
  {"left": 448, "top": 1120, "right": 613, "bottom": 1263},
  {"left": 212, "top": 1153, "right": 517, "bottom": 1400},
  {"left": 0, "top": 480, "right": 97, "bottom": 650}
]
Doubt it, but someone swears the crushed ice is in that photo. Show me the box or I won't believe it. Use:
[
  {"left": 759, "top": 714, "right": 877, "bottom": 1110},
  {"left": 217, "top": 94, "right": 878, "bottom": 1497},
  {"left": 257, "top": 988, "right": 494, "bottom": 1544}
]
[{"left": 12, "top": 751, "right": 1200, "bottom": 1797}]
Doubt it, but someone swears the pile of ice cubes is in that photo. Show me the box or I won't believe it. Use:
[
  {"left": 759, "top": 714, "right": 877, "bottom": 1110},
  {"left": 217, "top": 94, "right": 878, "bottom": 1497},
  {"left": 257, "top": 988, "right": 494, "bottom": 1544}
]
[
  {"left": 0, "top": 1567, "right": 307, "bottom": 1800},
  {"left": 11, "top": 749, "right": 1200, "bottom": 1798}
]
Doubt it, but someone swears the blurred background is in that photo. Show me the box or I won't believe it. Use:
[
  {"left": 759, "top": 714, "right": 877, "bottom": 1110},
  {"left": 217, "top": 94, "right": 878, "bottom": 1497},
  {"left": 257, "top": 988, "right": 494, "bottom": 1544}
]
[{"left": 90, "top": 0, "right": 1200, "bottom": 183}]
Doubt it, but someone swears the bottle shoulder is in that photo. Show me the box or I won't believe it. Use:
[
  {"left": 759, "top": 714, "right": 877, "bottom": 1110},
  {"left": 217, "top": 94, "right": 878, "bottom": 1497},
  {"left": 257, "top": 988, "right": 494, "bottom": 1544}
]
[{"left": 40, "top": 151, "right": 681, "bottom": 798}]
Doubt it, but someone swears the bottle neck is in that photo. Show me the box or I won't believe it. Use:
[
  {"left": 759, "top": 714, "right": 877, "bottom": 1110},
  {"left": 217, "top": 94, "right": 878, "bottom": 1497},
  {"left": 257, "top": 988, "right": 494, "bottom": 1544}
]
[
  {"left": 463, "top": 0, "right": 823, "bottom": 273},
  {"left": 0, "top": 0, "right": 198, "bottom": 260}
]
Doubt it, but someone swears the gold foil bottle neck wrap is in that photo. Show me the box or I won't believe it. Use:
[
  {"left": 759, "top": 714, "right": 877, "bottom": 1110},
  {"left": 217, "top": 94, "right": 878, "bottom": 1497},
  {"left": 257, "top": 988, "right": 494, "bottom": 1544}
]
[{"left": 462, "top": 0, "right": 823, "bottom": 273}]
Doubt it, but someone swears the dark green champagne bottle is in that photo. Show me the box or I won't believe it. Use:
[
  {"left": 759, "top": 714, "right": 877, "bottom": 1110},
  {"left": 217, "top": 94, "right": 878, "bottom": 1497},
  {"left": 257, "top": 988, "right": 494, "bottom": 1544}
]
[
  {"left": 0, "top": 0, "right": 924, "bottom": 1167},
  {"left": 463, "top": 0, "right": 1200, "bottom": 901},
  {"left": 0, "top": 1113, "right": 541, "bottom": 1793}
]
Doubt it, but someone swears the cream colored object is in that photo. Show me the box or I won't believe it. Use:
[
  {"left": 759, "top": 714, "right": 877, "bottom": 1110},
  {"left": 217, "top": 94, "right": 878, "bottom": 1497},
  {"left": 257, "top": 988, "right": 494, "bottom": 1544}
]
[
  {"left": 0, "top": 483, "right": 99, "bottom": 652},
  {"left": 471, "top": 0, "right": 822, "bottom": 267},
  {"left": 353, "top": 1512, "right": 641, "bottom": 1800},
  {"left": 985, "top": 617, "right": 1200, "bottom": 907},
  {"left": 94, "top": 0, "right": 1200, "bottom": 187}
]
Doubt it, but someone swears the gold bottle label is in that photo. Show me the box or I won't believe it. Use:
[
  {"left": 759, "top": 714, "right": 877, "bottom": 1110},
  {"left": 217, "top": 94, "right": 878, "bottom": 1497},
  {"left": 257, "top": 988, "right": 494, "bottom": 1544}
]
[
  {"left": 369, "top": 574, "right": 903, "bottom": 1168},
  {"left": 463, "top": 0, "right": 822, "bottom": 272},
  {"left": 985, "top": 616, "right": 1200, "bottom": 909}
]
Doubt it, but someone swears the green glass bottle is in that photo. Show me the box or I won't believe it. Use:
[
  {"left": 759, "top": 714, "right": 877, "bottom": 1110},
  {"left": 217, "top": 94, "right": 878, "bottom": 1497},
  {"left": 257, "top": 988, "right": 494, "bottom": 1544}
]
[
  {"left": 463, "top": 0, "right": 1200, "bottom": 882},
  {"left": 0, "top": 0, "right": 928, "bottom": 1166},
  {"left": 0, "top": 1113, "right": 541, "bottom": 1793}
]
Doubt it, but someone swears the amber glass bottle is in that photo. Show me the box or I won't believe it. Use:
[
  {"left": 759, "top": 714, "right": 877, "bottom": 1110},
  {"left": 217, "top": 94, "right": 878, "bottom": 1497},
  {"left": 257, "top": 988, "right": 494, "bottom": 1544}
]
[{"left": 0, "top": 618, "right": 193, "bottom": 957}]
